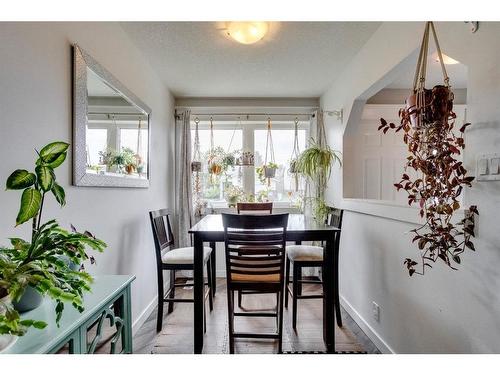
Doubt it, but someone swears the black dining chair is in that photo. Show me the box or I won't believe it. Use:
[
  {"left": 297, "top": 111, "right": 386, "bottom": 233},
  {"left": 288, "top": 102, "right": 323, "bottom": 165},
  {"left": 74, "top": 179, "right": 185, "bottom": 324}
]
[
  {"left": 284, "top": 208, "right": 344, "bottom": 329},
  {"left": 222, "top": 213, "right": 289, "bottom": 354},
  {"left": 235, "top": 202, "right": 274, "bottom": 309},
  {"left": 149, "top": 209, "right": 214, "bottom": 332}
]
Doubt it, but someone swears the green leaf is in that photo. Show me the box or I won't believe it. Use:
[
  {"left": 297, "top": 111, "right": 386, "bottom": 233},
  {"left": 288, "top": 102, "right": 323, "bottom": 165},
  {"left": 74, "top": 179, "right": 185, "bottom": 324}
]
[
  {"left": 38, "top": 151, "right": 66, "bottom": 169},
  {"left": 6, "top": 169, "right": 36, "bottom": 190},
  {"left": 35, "top": 165, "right": 55, "bottom": 192},
  {"left": 39, "top": 142, "right": 69, "bottom": 164},
  {"left": 32, "top": 321, "right": 48, "bottom": 329},
  {"left": 51, "top": 182, "right": 66, "bottom": 206},
  {"left": 16, "top": 188, "right": 42, "bottom": 226}
]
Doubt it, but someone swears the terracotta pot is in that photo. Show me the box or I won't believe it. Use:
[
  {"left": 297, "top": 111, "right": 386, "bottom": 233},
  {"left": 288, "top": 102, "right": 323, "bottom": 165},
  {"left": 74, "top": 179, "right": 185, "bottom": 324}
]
[
  {"left": 125, "top": 164, "right": 135, "bottom": 174},
  {"left": 209, "top": 163, "right": 222, "bottom": 175},
  {"left": 406, "top": 86, "right": 453, "bottom": 128}
]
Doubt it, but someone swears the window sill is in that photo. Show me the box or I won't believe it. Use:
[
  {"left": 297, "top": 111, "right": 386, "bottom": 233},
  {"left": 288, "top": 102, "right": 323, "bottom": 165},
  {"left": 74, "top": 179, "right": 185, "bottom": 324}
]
[{"left": 340, "top": 198, "right": 466, "bottom": 226}]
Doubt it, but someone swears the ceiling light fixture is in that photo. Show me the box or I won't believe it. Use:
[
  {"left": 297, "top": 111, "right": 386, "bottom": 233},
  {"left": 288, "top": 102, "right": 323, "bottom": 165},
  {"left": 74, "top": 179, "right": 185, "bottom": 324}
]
[{"left": 227, "top": 22, "right": 268, "bottom": 45}]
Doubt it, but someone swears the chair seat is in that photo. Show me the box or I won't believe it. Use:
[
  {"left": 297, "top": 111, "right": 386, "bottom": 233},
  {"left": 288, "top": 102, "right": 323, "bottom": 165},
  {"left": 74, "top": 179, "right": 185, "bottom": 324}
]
[
  {"left": 162, "top": 246, "right": 212, "bottom": 265},
  {"left": 231, "top": 273, "right": 280, "bottom": 283},
  {"left": 286, "top": 245, "right": 323, "bottom": 262}
]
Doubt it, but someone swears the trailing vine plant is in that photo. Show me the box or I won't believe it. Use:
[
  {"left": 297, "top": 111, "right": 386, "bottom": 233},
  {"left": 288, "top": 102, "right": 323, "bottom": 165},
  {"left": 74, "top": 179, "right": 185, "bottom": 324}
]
[{"left": 378, "top": 22, "right": 478, "bottom": 276}]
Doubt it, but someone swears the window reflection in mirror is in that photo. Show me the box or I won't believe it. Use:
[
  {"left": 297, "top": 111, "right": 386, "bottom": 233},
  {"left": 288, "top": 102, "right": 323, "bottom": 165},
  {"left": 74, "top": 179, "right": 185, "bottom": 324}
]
[{"left": 85, "top": 68, "right": 149, "bottom": 179}]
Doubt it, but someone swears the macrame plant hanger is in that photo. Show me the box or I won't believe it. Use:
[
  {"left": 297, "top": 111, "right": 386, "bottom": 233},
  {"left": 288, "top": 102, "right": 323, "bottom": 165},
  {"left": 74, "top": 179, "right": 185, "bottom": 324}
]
[
  {"left": 263, "top": 117, "right": 276, "bottom": 186},
  {"left": 192, "top": 117, "right": 202, "bottom": 216},
  {"left": 290, "top": 117, "right": 301, "bottom": 191},
  {"left": 412, "top": 21, "right": 451, "bottom": 129}
]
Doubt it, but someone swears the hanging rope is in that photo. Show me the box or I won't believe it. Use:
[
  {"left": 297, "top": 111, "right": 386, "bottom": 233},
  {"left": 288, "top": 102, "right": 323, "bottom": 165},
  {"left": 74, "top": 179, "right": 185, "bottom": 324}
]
[
  {"left": 193, "top": 117, "right": 201, "bottom": 162},
  {"left": 291, "top": 117, "right": 301, "bottom": 159},
  {"left": 264, "top": 117, "right": 275, "bottom": 166}
]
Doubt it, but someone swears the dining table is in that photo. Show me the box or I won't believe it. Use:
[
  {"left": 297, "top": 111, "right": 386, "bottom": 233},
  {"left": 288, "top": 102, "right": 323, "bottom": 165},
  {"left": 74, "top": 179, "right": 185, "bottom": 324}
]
[{"left": 189, "top": 213, "right": 341, "bottom": 354}]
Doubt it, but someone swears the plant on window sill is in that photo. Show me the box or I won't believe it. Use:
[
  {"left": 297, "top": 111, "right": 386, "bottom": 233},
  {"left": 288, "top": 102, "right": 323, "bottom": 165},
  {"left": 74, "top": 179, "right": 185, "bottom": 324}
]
[{"left": 0, "top": 141, "right": 106, "bottom": 337}]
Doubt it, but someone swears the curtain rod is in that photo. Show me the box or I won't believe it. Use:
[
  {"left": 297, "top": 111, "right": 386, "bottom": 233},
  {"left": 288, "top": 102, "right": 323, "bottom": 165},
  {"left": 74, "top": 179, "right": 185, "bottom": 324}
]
[
  {"left": 189, "top": 112, "right": 315, "bottom": 118},
  {"left": 88, "top": 112, "right": 147, "bottom": 116}
]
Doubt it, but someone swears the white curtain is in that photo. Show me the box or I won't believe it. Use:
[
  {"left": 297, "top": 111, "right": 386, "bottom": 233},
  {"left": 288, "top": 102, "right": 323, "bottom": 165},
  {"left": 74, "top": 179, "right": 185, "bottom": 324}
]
[{"left": 175, "top": 109, "right": 193, "bottom": 248}]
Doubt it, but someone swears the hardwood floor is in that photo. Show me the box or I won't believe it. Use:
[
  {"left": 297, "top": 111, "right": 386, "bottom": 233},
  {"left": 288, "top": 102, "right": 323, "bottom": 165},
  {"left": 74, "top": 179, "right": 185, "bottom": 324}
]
[{"left": 133, "top": 278, "right": 381, "bottom": 354}]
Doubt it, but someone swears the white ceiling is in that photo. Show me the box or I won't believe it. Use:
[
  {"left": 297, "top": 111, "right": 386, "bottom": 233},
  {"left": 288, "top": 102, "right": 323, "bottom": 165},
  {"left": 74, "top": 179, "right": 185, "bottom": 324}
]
[{"left": 120, "top": 22, "right": 381, "bottom": 98}]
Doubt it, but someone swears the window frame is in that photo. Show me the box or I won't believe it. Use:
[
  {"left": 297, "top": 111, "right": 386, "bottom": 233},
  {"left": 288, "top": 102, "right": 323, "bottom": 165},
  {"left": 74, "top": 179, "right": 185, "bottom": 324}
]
[{"left": 191, "top": 119, "right": 310, "bottom": 207}]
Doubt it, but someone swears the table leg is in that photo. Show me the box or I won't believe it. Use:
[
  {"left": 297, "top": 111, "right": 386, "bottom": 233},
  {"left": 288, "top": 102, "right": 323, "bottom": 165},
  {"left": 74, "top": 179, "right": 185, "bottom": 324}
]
[
  {"left": 210, "top": 241, "right": 216, "bottom": 296},
  {"left": 322, "top": 232, "right": 336, "bottom": 353},
  {"left": 193, "top": 233, "right": 204, "bottom": 354}
]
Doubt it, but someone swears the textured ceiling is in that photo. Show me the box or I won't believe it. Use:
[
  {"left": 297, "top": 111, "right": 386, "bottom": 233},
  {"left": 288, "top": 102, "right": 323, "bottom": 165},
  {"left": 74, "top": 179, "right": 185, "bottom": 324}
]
[{"left": 120, "top": 22, "right": 381, "bottom": 98}]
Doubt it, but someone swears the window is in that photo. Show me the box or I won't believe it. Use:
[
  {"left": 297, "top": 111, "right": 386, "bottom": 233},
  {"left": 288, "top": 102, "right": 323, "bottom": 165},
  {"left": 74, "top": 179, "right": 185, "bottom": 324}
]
[
  {"left": 191, "top": 119, "right": 309, "bottom": 207},
  {"left": 86, "top": 128, "right": 107, "bottom": 166},
  {"left": 120, "top": 128, "right": 149, "bottom": 173},
  {"left": 254, "top": 129, "right": 306, "bottom": 202}
]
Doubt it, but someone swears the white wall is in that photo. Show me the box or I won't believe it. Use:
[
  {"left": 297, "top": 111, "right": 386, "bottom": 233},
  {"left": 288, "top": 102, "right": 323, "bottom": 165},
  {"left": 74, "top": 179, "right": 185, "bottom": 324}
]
[
  {"left": 321, "top": 21, "right": 500, "bottom": 353},
  {"left": 0, "top": 22, "right": 175, "bottom": 331}
]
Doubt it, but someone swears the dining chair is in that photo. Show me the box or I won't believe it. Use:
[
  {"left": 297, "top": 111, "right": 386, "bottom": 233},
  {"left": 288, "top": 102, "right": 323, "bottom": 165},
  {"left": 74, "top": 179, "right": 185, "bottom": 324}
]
[
  {"left": 236, "top": 201, "right": 273, "bottom": 308},
  {"left": 222, "top": 213, "right": 289, "bottom": 354},
  {"left": 236, "top": 202, "right": 273, "bottom": 214},
  {"left": 149, "top": 209, "right": 214, "bottom": 332},
  {"left": 284, "top": 208, "right": 344, "bottom": 329}
]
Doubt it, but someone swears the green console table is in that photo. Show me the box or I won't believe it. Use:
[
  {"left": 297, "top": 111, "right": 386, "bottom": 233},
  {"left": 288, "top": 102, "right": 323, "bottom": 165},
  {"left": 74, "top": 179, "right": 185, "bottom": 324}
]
[{"left": 3, "top": 275, "right": 135, "bottom": 354}]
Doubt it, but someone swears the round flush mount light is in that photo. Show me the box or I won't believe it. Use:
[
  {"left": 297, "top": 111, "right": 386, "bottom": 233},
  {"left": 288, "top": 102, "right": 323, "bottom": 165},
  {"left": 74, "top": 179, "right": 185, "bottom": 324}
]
[{"left": 227, "top": 22, "right": 269, "bottom": 45}]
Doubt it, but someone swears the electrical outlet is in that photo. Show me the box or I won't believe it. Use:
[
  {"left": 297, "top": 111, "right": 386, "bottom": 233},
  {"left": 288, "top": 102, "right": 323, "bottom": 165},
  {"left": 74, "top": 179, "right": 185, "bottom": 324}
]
[{"left": 372, "top": 301, "right": 380, "bottom": 322}]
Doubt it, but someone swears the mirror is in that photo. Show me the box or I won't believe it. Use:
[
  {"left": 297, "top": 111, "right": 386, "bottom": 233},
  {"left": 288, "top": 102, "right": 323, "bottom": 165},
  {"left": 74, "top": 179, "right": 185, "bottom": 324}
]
[{"left": 73, "top": 44, "right": 151, "bottom": 188}]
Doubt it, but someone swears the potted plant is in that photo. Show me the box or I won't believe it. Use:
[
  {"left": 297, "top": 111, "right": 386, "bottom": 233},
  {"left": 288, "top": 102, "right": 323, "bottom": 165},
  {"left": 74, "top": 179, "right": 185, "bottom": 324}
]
[
  {"left": 296, "top": 138, "right": 342, "bottom": 222},
  {"left": 224, "top": 185, "right": 244, "bottom": 208},
  {"left": 238, "top": 151, "right": 254, "bottom": 166},
  {"left": 255, "top": 162, "right": 279, "bottom": 184},
  {"left": 0, "top": 141, "right": 106, "bottom": 348},
  {"left": 263, "top": 162, "right": 278, "bottom": 178}
]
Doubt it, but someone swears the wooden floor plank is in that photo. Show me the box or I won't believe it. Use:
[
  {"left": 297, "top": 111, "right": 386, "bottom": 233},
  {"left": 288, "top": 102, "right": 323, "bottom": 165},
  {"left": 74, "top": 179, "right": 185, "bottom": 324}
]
[{"left": 132, "top": 278, "right": 380, "bottom": 354}]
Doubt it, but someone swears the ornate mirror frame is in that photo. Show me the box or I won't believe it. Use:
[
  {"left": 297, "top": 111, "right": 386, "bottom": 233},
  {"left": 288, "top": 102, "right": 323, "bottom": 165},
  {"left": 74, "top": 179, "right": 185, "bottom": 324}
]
[{"left": 72, "top": 44, "right": 151, "bottom": 188}]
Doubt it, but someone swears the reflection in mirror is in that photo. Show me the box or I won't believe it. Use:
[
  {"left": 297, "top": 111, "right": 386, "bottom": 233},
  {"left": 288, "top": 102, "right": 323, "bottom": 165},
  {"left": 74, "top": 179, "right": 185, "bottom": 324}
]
[
  {"left": 343, "top": 50, "right": 468, "bottom": 204},
  {"left": 86, "top": 69, "right": 149, "bottom": 179},
  {"left": 73, "top": 44, "right": 151, "bottom": 188}
]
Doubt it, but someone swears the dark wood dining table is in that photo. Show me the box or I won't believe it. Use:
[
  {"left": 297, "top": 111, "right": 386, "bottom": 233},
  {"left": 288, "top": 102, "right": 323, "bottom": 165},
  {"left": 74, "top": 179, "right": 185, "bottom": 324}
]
[{"left": 189, "top": 213, "right": 341, "bottom": 354}]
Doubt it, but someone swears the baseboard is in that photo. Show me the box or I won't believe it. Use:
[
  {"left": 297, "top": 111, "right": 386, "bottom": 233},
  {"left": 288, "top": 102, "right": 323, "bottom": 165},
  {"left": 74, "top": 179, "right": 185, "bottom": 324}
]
[
  {"left": 132, "top": 295, "right": 158, "bottom": 336},
  {"left": 340, "top": 295, "right": 395, "bottom": 354}
]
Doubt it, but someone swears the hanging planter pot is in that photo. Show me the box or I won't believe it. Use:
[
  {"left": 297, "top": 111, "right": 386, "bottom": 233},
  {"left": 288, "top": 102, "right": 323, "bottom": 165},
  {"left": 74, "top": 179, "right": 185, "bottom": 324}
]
[
  {"left": 289, "top": 159, "right": 298, "bottom": 174},
  {"left": 238, "top": 151, "right": 254, "bottom": 166},
  {"left": 191, "top": 161, "right": 202, "bottom": 172},
  {"left": 209, "top": 162, "right": 222, "bottom": 175},
  {"left": 264, "top": 165, "right": 277, "bottom": 178}
]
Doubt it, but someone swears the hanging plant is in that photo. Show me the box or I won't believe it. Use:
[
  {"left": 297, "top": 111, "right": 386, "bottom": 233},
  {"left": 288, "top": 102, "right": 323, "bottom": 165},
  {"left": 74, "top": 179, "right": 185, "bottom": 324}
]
[
  {"left": 378, "top": 21, "right": 478, "bottom": 276},
  {"left": 191, "top": 117, "right": 202, "bottom": 216},
  {"left": 289, "top": 117, "right": 301, "bottom": 191},
  {"left": 262, "top": 118, "right": 279, "bottom": 186}
]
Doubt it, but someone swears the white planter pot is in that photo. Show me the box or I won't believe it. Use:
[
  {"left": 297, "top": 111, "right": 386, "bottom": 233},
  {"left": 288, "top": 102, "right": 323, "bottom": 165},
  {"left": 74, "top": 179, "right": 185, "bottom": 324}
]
[{"left": 0, "top": 334, "right": 18, "bottom": 353}]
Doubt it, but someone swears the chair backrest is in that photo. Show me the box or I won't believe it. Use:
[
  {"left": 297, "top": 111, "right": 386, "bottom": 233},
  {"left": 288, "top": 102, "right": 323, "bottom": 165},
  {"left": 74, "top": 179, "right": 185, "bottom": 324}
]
[
  {"left": 236, "top": 202, "right": 273, "bottom": 214},
  {"left": 222, "top": 213, "right": 289, "bottom": 286},
  {"left": 327, "top": 208, "right": 344, "bottom": 229},
  {"left": 149, "top": 209, "right": 175, "bottom": 267}
]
